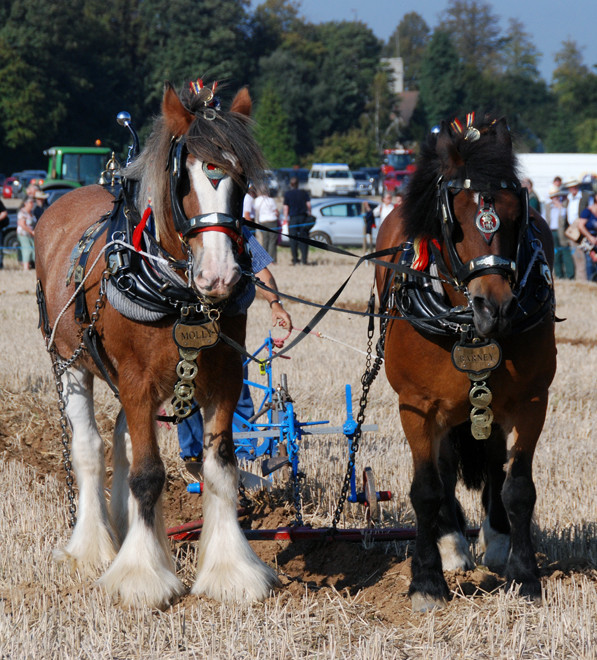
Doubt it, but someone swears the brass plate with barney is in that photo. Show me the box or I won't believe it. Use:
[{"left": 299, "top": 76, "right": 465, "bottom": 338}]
[
  {"left": 451, "top": 339, "right": 501, "bottom": 375},
  {"left": 173, "top": 319, "right": 220, "bottom": 350}
]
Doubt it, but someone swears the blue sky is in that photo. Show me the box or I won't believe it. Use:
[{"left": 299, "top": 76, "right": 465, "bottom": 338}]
[{"left": 251, "top": 0, "right": 597, "bottom": 83}]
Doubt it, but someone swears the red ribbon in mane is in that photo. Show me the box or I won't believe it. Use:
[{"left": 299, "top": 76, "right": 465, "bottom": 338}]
[
  {"left": 412, "top": 237, "right": 441, "bottom": 271},
  {"left": 132, "top": 205, "right": 152, "bottom": 252}
]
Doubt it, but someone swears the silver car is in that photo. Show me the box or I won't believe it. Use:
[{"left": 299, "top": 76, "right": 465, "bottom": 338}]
[{"left": 308, "top": 197, "right": 378, "bottom": 246}]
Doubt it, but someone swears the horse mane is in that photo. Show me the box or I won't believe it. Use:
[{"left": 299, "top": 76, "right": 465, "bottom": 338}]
[
  {"left": 125, "top": 83, "right": 267, "bottom": 233},
  {"left": 402, "top": 116, "right": 520, "bottom": 240}
]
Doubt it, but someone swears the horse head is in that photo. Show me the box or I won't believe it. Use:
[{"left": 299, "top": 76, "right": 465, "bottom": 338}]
[
  {"left": 128, "top": 81, "right": 266, "bottom": 303},
  {"left": 406, "top": 116, "right": 529, "bottom": 338}
]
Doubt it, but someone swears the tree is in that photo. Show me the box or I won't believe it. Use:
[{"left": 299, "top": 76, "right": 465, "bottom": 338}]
[
  {"left": 308, "top": 126, "right": 378, "bottom": 169},
  {"left": 253, "top": 84, "right": 297, "bottom": 168},
  {"left": 441, "top": 0, "right": 504, "bottom": 73},
  {"left": 500, "top": 19, "right": 542, "bottom": 78},
  {"left": 384, "top": 12, "right": 430, "bottom": 90},
  {"left": 418, "top": 30, "right": 463, "bottom": 127}
]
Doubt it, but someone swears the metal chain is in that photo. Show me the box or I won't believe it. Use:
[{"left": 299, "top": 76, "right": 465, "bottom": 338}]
[
  {"left": 291, "top": 467, "right": 305, "bottom": 527},
  {"left": 48, "top": 272, "right": 109, "bottom": 528},
  {"left": 331, "top": 310, "right": 388, "bottom": 531}
]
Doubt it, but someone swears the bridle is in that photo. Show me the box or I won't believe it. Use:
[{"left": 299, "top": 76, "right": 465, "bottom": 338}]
[
  {"left": 436, "top": 176, "right": 530, "bottom": 288},
  {"left": 167, "top": 134, "right": 245, "bottom": 254}
]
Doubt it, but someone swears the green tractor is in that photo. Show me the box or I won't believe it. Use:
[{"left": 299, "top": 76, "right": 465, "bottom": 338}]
[{"left": 43, "top": 145, "right": 112, "bottom": 189}]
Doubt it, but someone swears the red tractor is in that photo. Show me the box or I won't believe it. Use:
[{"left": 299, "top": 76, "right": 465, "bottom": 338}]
[{"left": 380, "top": 148, "right": 416, "bottom": 194}]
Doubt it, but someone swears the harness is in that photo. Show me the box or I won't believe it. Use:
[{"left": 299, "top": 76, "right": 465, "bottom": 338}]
[{"left": 387, "top": 177, "right": 554, "bottom": 337}]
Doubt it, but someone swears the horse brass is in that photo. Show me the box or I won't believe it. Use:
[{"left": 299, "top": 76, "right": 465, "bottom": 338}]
[
  {"left": 452, "top": 340, "right": 501, "bottom": 375},
  {"left": 173, "top": 319, "right": 220, "bottom": 351},
  {"left": 469, "top": 382, "right": 492, "bottom": 408}
]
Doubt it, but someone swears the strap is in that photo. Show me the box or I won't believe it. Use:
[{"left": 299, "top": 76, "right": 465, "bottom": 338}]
[{"left": 82, "top": 327, "right": 120, "bottom": 398}]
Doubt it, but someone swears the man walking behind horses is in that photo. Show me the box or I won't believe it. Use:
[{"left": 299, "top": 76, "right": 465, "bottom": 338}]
[{"left": 283, "top": 177, "right": 311, "bottom": 265}]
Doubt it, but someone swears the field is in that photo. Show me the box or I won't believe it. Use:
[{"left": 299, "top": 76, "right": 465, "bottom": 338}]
[{"left": 1, "top": 248, "right": 596, "bottom": 659}]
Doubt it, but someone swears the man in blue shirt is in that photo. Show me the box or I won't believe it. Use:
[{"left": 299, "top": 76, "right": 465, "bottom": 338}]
[{"left": 178, "top": 228, "right": 292, "bottom": 470}]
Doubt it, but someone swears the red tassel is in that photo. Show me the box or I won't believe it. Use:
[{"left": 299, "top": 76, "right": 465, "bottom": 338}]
[
  {"left": 133, "top": 205, "right": 152, "bottom": 252},
  {"left": 412, "top": 238, "right": 429, "bottom": 271}
]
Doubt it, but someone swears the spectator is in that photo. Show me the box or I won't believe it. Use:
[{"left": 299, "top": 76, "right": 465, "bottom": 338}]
[
  {"left": 283, "top": 177, "right": 311, "bottom": 265},
  {"left": 17, "top": 197, "right": 36, "bottom": 271},
  {"left": 578, "top": 194, "right": 597, "bottom": 282},
  {"left": 254, "top": 186, "right": 279, "bottom": 262},
  {"left": 522, "top": 178, "right": 540, "bottom": 212},
  {"left": 362, "top": 200, "right": 375, "bottom": 252},
  {"left": 545, "top": 185, "right": 574, "bottom": 279},
  {"left": 373, "top": 192, "right": 395, "bottom": 226},
  {"left": 33, "top": 190, "right": 48, "bottom": 223},
  {"left": 565, "top": 178, "right": 587, "bottom": 280},
  {"left": 0, "top": 197, "right": 8, "bottom": 270},
  {"left": 242, "top": 185, "right": 256, "bottom": 233}
]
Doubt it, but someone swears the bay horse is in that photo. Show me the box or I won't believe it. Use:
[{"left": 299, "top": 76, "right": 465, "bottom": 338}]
[
  {"left": 375, "top": 116, "right": 556, "bottom": 611},
  {"left": 35, "top": 82, "right": 279, "bottom": 607}
]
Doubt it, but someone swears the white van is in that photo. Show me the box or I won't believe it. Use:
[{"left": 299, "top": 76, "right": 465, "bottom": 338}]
[{"left": 308, "top": 163, "right": 356, "bottom": 197}]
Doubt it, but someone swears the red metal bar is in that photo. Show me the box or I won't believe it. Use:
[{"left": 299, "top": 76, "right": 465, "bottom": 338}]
[{"left": 167, "top": 523, "right": 480, "bottom": 543}]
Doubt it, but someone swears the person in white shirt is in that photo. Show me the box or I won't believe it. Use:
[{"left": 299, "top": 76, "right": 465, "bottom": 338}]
[
  {"left": 242, "top": 186, "right": 256, "bottom": 223},
  {"left": 373, "top": 192, "right": 395, "bottom": 226},
  {"left": 545, "top": 185, "right": 574, "bottom": 279},
  {"left": 254, "top": 186, "right": 280, "bottom": 262},
  {"left": 565, "top": 178, "right": 586, "bottom": 280}
]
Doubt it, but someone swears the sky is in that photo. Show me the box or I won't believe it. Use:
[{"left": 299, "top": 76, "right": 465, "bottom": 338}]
[{"left": 251, "top": 0, "right": 597, "bottom": 83}]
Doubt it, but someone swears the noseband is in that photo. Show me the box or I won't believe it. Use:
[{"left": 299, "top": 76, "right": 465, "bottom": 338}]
[
  {"left": 167, "top": 135, "right": 244, "bottom": 253},
  {"left": 437, "top": 177, "right": 529, "bottom": 286}
]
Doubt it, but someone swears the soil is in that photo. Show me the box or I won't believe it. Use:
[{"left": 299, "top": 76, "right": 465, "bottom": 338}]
[{"left": 1, "top": 393, "right": 594, "bottom": 625}]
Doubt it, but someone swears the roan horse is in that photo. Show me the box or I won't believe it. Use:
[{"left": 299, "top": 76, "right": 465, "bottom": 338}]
[
  {"left": 35, "top": 82, "right": 279, "bottom": 607},
  {"left": 375, "top": 116, "right": 556, "bottom": 611}
]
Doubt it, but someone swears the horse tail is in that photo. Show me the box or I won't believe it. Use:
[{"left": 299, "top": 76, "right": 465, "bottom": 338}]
[{"left": 448, "top": 422, "right": 488, "bottom": 490}]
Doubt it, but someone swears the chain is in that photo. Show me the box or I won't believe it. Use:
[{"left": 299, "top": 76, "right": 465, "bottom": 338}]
[
  {"left": 291, "top": 468, "right": 305, "bottom": 527},
  {"left": 47, "top": 271, "right": 109, "bottom": 528},
  {"left": 331, "top": 304, "right": 387, "bottom": 531}
]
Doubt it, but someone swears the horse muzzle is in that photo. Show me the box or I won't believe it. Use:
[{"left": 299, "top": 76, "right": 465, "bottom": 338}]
[{"left": 471, "top": 290, "right": 518, "bottom": 338}]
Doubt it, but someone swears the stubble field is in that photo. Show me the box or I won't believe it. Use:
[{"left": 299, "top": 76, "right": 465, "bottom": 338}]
[{"left": 0, "top": 247, "right": 596, "bottom": 659}]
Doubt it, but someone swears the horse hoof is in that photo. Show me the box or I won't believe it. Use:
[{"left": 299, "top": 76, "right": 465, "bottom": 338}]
[
  {"left": 437, "top": 531, "right": 475, "bottom": 571},
  {"left": 479, "top": 519, "right": 510, "bottom": 571},
  {"left": 410, "top": 592, "right": 447, "bottom": 612}
]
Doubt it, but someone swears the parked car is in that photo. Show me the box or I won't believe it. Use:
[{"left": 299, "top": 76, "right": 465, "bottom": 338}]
[
  {"left": 360, "top": 167, "right": 383, "bottom": 195},
  {"left": 352, "top": 170, "right": 374, "bottom": 196},
  {"left": 2, "top": 170, "right": 47, "bottom": 198},
  {"left": 275, "top": 168, "right": 309, "bottom": 193},
  {"left": 282, "top": 197, "right": 378, "bottom": 246},
  {"left": 2, "top": 176, "right": 19, "bottom": 199},
  {"left": 308, "top": 163, "right": 356, "bottom": 197}
]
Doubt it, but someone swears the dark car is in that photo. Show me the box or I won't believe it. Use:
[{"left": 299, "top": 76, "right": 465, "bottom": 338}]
[
  {"left": 352, "top": 170, "right": 374, "bottom": 196},
  {"left": 360, "top": 167, "right": 383, "bottom": 195},
  {"left": 3, "top": 169, "right": 47, "bottom": 198}
]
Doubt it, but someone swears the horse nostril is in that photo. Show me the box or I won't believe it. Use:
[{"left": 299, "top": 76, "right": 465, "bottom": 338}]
[{"left": 472, "top": 296, "right": 497, "bottom": 319}]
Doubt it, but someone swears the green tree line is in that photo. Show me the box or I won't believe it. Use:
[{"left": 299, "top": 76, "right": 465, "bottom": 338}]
[{"left": 1, "top": 0, "right": 596, "bottom": 175}]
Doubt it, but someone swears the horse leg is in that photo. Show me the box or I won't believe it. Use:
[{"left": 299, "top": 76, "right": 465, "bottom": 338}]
[
  {"left": 192, "top": 401, "right": 279, "bottom": 602},
  {"left": 436, "top": 434, "right": 475, "bottom": 571},
  {"left": 98, "top": 382, "right": 183, "bottom": 608},
  {"left": 478, "top": 428, "right": 511, "bottom": 571},
  {"left": 500, "top": 397, "right": 548, "bottom": 601},
  {"left": 401, "top": 407, "right": 450, "bottom": 611},
  {"left": 109, "top": 408, "right": 131, "bottom": 544},
  {"left": 54, "top": 365, "right": 119, "bottom": 571}
]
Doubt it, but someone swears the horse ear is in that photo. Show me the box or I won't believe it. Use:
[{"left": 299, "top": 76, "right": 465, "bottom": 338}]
[
  {"left": 162, "top": 82, "right": 194, "bottom": 137},
  {"left": 230, "top": 87, "right": 252, "bottom": 116},
  {"left": 493, "top": 117, "right": 512, "bottom": 150},
  {"left": 436, "top": 120, "right": 463, "bottom": 171}
]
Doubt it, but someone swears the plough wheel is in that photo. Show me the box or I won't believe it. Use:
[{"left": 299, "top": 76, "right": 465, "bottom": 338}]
[{"left": 363, "top": 467, "right": 379, "bottom": 524}]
